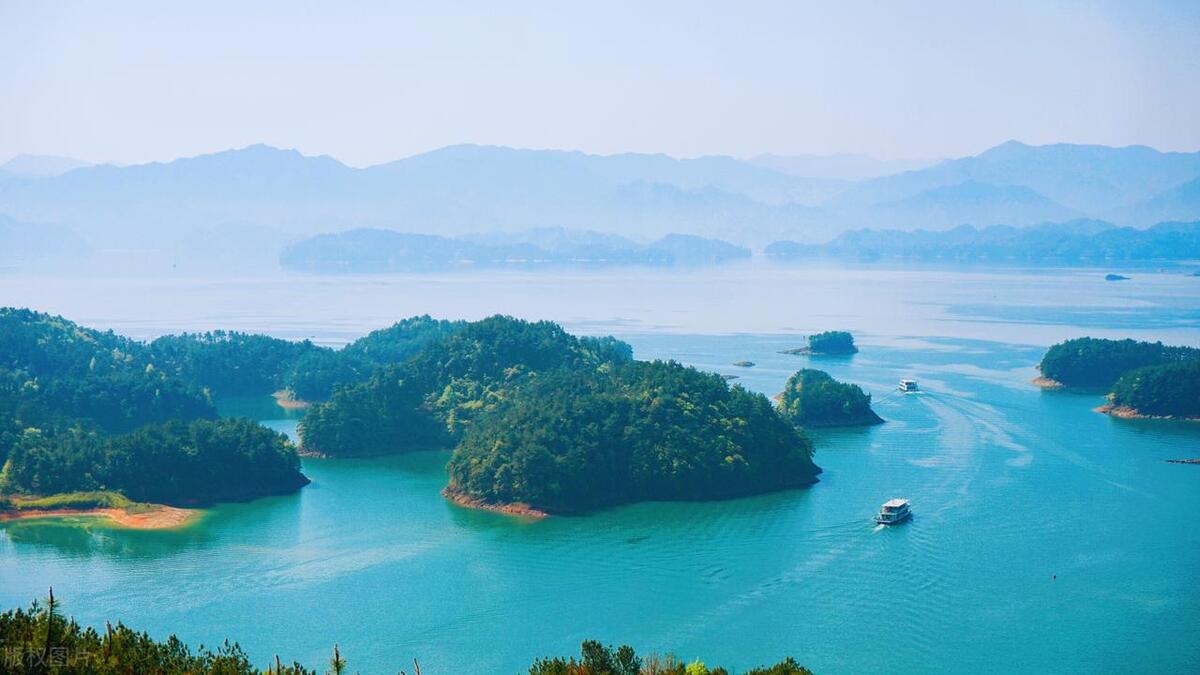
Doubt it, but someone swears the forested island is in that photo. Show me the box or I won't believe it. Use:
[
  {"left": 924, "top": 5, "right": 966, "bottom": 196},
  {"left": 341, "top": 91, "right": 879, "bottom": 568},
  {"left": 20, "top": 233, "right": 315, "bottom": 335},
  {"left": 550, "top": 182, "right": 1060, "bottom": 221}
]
[
  {"left": 1036, "top": 337, "right": 1200, "bottom": 419},
  {"left": 1, "top": 592, "right": 813, "bottom": 674},
  {"left": 766, "top": 220, "right": 1200, "bottom": 264},
  {"left": 777, "top": 369, "right": 883, "bottom": 427},
  {"left": 0, "top": 308, "right": 310, "bottom": 524},
  {"left": 302, "top": 316, "right": 820, "bottom": 514},
  {"left": 280, "top": 228, "right": 751, "bottom": 273},
  {"left": 781, "top": 331, "right": 858, "bottom": 356},
  {"left": 2, "top": 308, "right": 822, "bottom": 521}
]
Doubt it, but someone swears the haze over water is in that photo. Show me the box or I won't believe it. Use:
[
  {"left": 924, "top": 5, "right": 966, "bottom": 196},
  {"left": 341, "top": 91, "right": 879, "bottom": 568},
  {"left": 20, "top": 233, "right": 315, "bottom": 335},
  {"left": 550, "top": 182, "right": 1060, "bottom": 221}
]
[{"left": 2, "top": 264, "right": 1198, "bottom": 673}]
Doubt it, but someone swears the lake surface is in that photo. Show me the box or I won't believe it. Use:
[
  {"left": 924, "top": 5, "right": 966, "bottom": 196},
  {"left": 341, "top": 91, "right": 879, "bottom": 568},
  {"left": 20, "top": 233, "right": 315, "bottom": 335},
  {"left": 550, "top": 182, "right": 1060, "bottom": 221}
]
[{"left": 2, "top": 264, "right": 1199, "bottom": 673}]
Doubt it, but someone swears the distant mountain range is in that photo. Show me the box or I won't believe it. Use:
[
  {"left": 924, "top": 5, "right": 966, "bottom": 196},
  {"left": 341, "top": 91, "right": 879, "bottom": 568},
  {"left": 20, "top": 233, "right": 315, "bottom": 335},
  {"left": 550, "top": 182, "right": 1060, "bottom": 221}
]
[
  {"left": 765, "top": 219, "right": 1200, "bottom": 265},
  {"left": 0, "top": 140, "right": 1198, "bottom": 272},
  {"left": 280, "top": 228, "right": 751, "bottom": 273},
  {"left": 746, "top": 153, "right": 937, "bottom": 181},
  {"left": 0, "top": 154, "right": 93, "bottom": 178}
]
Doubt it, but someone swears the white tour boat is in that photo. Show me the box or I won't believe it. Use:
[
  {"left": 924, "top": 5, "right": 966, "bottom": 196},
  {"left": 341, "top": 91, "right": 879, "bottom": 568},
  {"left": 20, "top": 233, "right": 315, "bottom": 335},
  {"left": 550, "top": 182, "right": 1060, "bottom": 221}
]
[
  {"left": 899, "top": 379, "right": 919, "bottom": 392},
  {"left": 875, "top": 498, "right": 912, "bottom": 525}
]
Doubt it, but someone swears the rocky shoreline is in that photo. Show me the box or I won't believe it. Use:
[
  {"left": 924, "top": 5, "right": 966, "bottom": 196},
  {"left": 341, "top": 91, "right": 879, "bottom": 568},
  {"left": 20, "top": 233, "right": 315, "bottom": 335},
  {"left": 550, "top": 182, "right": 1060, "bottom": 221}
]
[
  {"left": 1094, "top": 403, "right": 1200, "bottom": 422},
  {"left": 442, "top": 487, "right": 548, "bottom": 519},
  {"left": 1031, "top": 376, "right": 1065, "bottom": 389}
]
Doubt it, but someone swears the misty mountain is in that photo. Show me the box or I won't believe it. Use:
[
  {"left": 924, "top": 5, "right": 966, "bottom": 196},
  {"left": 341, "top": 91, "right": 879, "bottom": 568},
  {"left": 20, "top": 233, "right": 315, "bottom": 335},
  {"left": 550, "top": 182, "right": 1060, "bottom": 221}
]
[
  {"left": 862, "top": 180, "right": 1082, "bottom": 229},
  {"left": 280, "top": 228, "right": 750, "bottom": 273},
  {"left": 3, "top": 140, "right": 1199, "bottom": 273},
  {"left": 0, "top": 154, "right": 93, "bottom": 178},
  {"left": 0, "top": 213, "right": 90, "bottom": 267},
  {"left": 746, "top": 153, "right": 937, "bottom": 181},
  {"left": 1115, "top": 176, "right": 1200, "bottom": 226},
  {"left": 766, "top": 219, "right": 1200, "bottom": 264},
  {"left": 832, "top": 140, "right": 1200, "bottom": 215}
]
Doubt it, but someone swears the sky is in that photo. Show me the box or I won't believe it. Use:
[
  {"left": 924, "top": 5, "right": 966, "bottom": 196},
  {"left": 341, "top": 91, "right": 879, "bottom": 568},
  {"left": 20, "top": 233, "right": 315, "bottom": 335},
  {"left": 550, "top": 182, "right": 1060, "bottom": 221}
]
[{"left": 1, "top": 1, "right": 1198, "bottom": 167}]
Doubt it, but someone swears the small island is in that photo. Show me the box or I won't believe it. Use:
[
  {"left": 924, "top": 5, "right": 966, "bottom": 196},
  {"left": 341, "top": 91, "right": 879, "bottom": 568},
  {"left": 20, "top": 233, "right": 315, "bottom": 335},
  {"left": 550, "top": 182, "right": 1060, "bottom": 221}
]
[
  {"left": 1105, "top": 273, "right": 1130, "bottom": 281},
  {"left": 733, "top": 360, "right": 756, "bottom": 367},
  {"left": 1036, "top": 336, "right": 1199, "bottom": 420},
  {"left": 781, "top": 330, "right": 859, "bottom": 356},
  {"left": 777, "top": 369, "right": 884, "bottom": 427}
]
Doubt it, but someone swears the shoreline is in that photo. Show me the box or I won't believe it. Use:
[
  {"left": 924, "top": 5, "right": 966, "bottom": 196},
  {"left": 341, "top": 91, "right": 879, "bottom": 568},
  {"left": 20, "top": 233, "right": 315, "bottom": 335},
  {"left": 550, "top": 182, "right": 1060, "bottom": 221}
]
[
  {"left": 1031, "top": 376, "right": 1065, "bottom": 389},
  {"left": 273, "top": 390, "right": 311, "bottom": 410},
  {"left": 442, "top": 487, "right": 548, "bottom": 519},
  {"left": 0, "top": 504, "right": 201, "bottom": 530},
  {"left": 1094, "top": 403, "right": 1200, "bottom": 422}
]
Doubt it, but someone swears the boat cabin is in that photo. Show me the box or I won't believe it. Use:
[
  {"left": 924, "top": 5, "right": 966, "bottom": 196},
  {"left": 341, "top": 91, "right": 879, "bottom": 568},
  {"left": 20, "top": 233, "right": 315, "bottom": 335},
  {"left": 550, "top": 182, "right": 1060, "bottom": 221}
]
[
  {"left": 899, "top": 379, "right": 919, "bottom": 392},
  {"left": 876, "top": 498, "right": 912, "bottom": 525}
]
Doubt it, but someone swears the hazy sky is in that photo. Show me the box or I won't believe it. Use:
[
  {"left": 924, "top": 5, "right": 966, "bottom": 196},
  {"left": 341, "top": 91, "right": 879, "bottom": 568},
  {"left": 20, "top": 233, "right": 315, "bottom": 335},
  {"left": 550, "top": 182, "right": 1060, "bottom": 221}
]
[{"left": 2, "top": 1, "right": 1198, "bottom": 167}]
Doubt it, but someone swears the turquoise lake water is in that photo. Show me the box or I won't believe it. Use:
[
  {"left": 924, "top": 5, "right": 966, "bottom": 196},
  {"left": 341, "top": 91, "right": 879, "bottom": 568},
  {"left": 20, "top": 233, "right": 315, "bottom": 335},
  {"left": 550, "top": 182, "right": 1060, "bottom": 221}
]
[{"left": 1, "top": 265, "right": 1198, "bottom": 673}]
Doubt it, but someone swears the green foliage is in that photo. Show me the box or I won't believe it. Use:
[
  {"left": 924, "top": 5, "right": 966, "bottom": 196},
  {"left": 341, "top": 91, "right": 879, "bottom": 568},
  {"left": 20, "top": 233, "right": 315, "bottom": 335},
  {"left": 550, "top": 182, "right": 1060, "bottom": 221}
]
[
  {"left": 1038, "top": 337, "right": 1198, "bottom": 389},
  {"left": 2, "top": 597, "right": 812, "bottom": 675},
  {"left": 150, "top": 330, "right": 324, "bottom": 396},
  {"left": 1110, "top": 360, "right": 1200, "bottom": 417},
  {"left": 806, "top": 331, "right": 857, "bottom": 355},
  {"left": 778, "top": 369, "right": 883, "bottom": 427},
  {"left": 0, "top": 308, "right": 216, "bottom": 435},
  {"left": 287, "top": 315, "right": 465, "bottom": 400},
  {"left": 0, "top": 593, "right": 314, "bottom": 674},
  {"left": 300, "top": 316, "right": 632, "bottom": 457},
  {"left": 303, "top": 315, "right": 816, "bottom": 510},
  {"left": 447, "top": 360, "right": 818, "bottom": 513},
  {"left": 3, "top": 419, "right": 308, "bottom": 504},
  {"left": 6, "top": 490, "right": 133, "bottom": 511},
  {"left": 528, "top": 641, "right": 809, "bottom": 675}
]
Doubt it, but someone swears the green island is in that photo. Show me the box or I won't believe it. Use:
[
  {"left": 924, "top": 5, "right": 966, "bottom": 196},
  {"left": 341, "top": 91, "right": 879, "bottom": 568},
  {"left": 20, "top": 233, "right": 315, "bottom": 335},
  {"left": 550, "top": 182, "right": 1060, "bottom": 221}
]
[
  {"left": 1036, "top": 337, "right": 1200, "bottom": 419},
  {"left": 0, "top": 308, "right": 310, "bottom": 527},
  {"left": 777, "top": 369, "right": 884, "bottom": 427},
  {"left": 302, "top": 316, "right": 820, "bottom": 514},
  {"left": 780, "top": 331, "right": 859, "bottom": 356},
  {"left": 2, "top": 308, "right": 822, "bottom": 521},
  {"left": 1, "top": 592, "right": 813, "bottom": 674}
]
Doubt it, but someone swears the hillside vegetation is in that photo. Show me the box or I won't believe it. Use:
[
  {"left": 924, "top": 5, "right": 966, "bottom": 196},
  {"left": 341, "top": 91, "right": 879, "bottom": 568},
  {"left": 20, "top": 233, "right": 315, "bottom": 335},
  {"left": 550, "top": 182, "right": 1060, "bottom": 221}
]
[{"left": 301, "top": 316, "right": 820, "bottom": 512}]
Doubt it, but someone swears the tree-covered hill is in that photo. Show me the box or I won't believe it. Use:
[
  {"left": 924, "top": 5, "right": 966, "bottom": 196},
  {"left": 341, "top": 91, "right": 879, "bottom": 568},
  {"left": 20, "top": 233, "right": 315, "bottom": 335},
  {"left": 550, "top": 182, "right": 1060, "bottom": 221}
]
[
  {"left": 1110, "top": 360, "right": 1200, "bottom": 418},
  {"left": 1037, "top": 337, "right": 1199, "bottom": 389},
  {"left": 778, "top": 369, "right": 883, "bottom": 427},
  {"left": 447, "top": 361, "right": 817, "bottom": 513},
  {"left": 301, "top": 315, "right": 819, "bottom": 513},
  {"left": 300, "top": 316, "right": 632, "bottom": 457},
  {"left": 0, "top": 308, "right": 308, "bottom": 504}
]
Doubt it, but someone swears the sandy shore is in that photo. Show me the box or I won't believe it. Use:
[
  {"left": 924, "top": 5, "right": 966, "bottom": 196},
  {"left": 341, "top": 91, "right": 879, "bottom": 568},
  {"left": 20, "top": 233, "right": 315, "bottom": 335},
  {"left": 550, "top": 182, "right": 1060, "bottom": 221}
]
[
  {"left": 273, "top": 390, "right": 311, "bottom": 410},
  {"left": 442, "top": 487, "right": 548, "bottom": 519},
  {"left": 0, "top": 505, "right": 200, "bottom": 530},
  {"left": 1094, "top": 403, "right": 1200, "bottom": 422},
  {"left": 1031, "top": 376, "right": 1065, "bottom": 389}
]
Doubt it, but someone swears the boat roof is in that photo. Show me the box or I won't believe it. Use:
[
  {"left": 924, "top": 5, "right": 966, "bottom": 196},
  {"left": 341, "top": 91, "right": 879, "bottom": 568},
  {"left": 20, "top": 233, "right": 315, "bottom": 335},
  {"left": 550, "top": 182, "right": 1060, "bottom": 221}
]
[{"left": 883, "top": 498, "right": 909, "bottom": 507}]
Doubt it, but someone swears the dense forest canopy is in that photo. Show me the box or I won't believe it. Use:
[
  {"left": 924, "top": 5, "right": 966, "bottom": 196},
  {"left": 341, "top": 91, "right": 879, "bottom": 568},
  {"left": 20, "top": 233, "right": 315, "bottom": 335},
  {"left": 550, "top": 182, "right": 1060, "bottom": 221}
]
[
  {"left": 1110, "top": 360, "right": 1200, "bottom": 418},
  {"left": 302, "top": 315, "right": 818, "bottom": 512},
  {"left": 806, "top": 331, "right": 858, "bottom": 355},
  {"left": 0, "top": 308, "right": 308, "bottom": 504},
  {"left": 778, "top": 369, "right": 883, "bottom": 427},
  {"left": 1, "top": 594, "right": 813, "bottom": 674},
  {"left": 1038, "top": 337, "right": 1199, "bottom": 389},
  {"left": 447, "top": 361, "right": 817, "bottom": 512},
  {"left": 2, "top": 418, "right": 307, "bottom": 504},
  {"left": 300, "top": 316, "right": 633, "bottom": 457}
]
